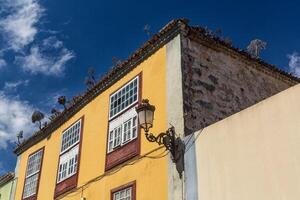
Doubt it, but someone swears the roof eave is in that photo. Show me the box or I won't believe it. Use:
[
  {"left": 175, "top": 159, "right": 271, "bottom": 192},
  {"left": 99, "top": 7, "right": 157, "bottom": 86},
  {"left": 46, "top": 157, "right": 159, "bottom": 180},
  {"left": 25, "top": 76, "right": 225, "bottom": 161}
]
[
  {"left": 13, "top": 19, "right": 188, "bottom": 155},
  {"left": 14, "top": 19, "right": 300, "bottom": 155}
]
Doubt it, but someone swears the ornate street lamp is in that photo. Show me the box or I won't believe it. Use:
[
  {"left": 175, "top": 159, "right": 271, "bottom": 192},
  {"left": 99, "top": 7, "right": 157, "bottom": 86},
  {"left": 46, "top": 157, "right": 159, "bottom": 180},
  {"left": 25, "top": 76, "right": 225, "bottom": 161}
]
[
  {"left": 135, "top": 99, "right": 155, "bottom": 134},
  {"left": 136, "top": 99, "right": 185, "bottom": 178}
]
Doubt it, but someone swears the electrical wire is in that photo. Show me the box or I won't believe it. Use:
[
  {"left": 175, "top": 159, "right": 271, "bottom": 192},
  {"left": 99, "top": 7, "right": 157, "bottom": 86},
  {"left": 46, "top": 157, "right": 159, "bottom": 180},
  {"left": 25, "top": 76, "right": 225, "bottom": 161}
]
[
  {"left": 185, "top": 129, "right": 203, "bottom": 153},
  {"left": 145, "top": 148, "right": 168, "bottom": 159},
  {"left": 55, "top": 146, "right": 167, "bottom": 200},
  {"left": 184, "top": 132, "right": 194, "bottom": 147},
  {"left": 55, "top": 128, "right": 203, "bottom": 199}
]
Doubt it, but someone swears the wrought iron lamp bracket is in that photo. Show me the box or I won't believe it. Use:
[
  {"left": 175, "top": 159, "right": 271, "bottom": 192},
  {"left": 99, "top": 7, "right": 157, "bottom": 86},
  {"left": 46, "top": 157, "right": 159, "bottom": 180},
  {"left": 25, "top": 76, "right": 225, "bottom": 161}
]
[{"left": 144, "top": 126, "right": 185, "bottom": 178}]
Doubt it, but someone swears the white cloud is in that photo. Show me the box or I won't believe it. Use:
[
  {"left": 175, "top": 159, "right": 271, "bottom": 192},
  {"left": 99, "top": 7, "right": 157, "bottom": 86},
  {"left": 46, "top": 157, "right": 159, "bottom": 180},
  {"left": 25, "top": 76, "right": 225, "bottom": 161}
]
[
  {"left": 50, "top": 48, "right": 74, "bottom": 74},
  {"left": 3, "top": 80, "right": 29, "bottom": 91},
  {"left": 42, "top": 36, "right": 63, "bottom": 49},
  {"left": 0, "top": 0, "right": 44, "bottom": 51},
  {"left": 0, "top": 58, "right": 6, "bottom": 68},
  {"left": 0, "top": 0, "right": 74, "bottom": 75},
  {"left": 287, "top": 52, "right": 300, "bottom": 77},
  {"left": 0, "top": 92, "right": 36, "bottom": 149},
  {"left": 16, "top": 45, "right": 74, "bottom": 76}
]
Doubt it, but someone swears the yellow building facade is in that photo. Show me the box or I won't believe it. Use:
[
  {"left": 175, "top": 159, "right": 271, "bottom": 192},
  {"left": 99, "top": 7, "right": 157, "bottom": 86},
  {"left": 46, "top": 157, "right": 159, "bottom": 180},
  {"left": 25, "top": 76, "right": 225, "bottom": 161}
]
[{"left": 14, "top": 44, "right": 170, "bottom": 199}]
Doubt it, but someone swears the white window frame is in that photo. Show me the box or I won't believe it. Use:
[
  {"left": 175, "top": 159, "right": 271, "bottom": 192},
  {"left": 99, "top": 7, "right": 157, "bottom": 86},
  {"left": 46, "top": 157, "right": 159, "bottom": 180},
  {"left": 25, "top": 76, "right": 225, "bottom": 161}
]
[
  {"left": 57, "top": 145, "right": 79, "bottom": 183},
  {"left": 109, "top": 76, "right": 139, "bottom": 119},
  {"left": 113, "top": 187, "right": 132, "bottom": 200},
  {"left": 57, "top": 119, "right": 82, "bottom": 183},
  {"left": 60, "top": 119, "right": 82, "bottom": 154},
  {"left": 108, "top": 107, "right": 138, "bottom": 153},
  {"left": 23, "top": 149, "right": 43, "bottom": 199}
]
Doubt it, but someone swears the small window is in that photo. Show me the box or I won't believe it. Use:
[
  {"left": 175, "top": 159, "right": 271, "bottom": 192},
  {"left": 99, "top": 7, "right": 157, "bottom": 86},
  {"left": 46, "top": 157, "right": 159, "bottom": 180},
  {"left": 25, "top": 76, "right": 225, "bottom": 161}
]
[
  {"left": 57, "top": 145, "right": 79, "bottom": 183},
  {"left": 113, "top": 187, "right": 132, "bottom": 200},
  {"left": 107, "top": 108, "right": 138, "bottom": 153},
  {"left": 109, "top": 77, "right": 139, "bottom": 119},
  {"left": 23, "top": 149, "right": 43, "bottom": 199},
  {"left": 57, "top": 119, "right": 82, "bottom": 183},
  {"left": 60, "top": 120, "right": 81, "bottom": 154}
]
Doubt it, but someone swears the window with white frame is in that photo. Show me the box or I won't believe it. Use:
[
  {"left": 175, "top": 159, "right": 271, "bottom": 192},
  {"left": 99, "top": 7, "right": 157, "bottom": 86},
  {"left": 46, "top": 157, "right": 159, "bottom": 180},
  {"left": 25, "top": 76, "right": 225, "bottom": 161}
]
[
  {"left": 108, "top": 107, "right": 138, "bottom": 153},
  {"left": 57, "top": 145, "right": 79, "bottom": 183},
  {"left": 57, "top": 119, "right": 82, "bottom": 183},
  {"left": 23, "top": 149, "right": 43, "bottom": 199},
  {"left": 113, "top": 187, "right": 132, "bottom": 200},
  {"left": 60, "top": 120, "right": 81, "bottom": 153},
  {"left": 109, "top": 76, "right": 139, "bottom": 119}
]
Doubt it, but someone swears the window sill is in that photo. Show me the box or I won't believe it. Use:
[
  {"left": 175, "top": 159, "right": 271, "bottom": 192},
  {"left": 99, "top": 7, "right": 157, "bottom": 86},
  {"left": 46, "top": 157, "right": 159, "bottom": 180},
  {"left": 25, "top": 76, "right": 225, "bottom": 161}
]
[
  {"left": 105, "top": 137, "right": 140, "bottom": 171},
  {"left": 23, "top": 195, "right": 37, "bottom": 200},
  {"left": 107, "top": 138, "right": 138, "bottom": 154},
  {"left": 54, "top": 174, "right": 77, "bottom": 198}
]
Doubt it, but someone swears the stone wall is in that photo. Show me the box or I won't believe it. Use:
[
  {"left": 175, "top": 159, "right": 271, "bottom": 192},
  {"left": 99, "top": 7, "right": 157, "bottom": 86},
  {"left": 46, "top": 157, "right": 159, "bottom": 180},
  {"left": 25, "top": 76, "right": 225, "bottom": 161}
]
[{"left": 181, "top": 36, "right": 296, "bottom": 135}]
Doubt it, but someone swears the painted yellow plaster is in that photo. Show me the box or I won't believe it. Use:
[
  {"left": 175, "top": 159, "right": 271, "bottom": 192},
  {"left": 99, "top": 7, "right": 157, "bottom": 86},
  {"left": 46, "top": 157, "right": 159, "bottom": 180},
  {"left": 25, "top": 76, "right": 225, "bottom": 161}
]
[{"left": 15, "top": 46, "right": 168, "bottom": 200}]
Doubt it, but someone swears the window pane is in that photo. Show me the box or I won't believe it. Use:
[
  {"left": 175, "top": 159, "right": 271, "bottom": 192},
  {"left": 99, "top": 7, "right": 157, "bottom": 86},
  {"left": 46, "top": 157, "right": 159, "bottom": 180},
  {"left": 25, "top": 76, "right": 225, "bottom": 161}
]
[
  {"left": 108, "top": 108, "right": 137, "bottom": 152},
  {"left": 109, "top": 77, "right": 139, "bottom": 119},
  {"left": 116, "top": 126, "right": 122, "bottom": 146},
  {"left": 61, "top": 120, "right": 81, "bottom": 153},
  {"left": 74, "top": 154, "right": 78, "bottom": 174},
  {"left": 132, "top": 116, "right": 137, "bottom": 139},
  {"left": 23, "top": 173, "right": 39, "bottom": 198},
  {"left": 113, "top": 187, "right": 132, "bottom": 200},
  {"left": 108, "top": 130, "right": 114, "bottom": 152},
  {"left": 57, "top": 145, "right": 79, "bottom": 183},
  {"left": 26, "top": 150, "right": 43, "bottom": 177},
  {"left": 123, "top": 119, "right": 132, "bottom": 143}
]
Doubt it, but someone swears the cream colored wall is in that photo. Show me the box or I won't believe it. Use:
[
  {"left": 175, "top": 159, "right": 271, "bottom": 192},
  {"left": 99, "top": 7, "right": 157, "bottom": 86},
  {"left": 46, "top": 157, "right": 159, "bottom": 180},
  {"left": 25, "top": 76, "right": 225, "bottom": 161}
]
[
  {"left": 0, "top": 180, "right": 13, "bottom": 200},
  {"left": 187, "top": 84, "right": 300, "bottom": 200},
  {"left": 14, "top": 46, "right": 169, "bottom": 200}
]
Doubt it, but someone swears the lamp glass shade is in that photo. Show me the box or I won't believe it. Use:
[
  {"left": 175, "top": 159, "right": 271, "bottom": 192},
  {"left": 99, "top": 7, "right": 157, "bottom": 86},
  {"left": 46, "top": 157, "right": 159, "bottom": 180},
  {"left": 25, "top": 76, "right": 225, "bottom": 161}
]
[
  {"left": 138, "top": 109, "right": 154, "bottom": 132},
  {"left": 136, "top": 99, "right": 155, "bottom": 132}
]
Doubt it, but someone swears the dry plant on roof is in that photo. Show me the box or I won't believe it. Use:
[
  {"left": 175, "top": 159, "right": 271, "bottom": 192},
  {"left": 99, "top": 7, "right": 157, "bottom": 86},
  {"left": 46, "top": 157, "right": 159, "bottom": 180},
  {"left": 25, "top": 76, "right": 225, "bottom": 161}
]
[
  {"left": 143, "top": 24, "right": 151, "bottom": 37},
  {"left": 58, "top": 96, "right": 67, "bottom": 110},
  {"left": 247, "top": 39, "right": 267, "bottom": 58},
  {"left": 85, "top": 67, "right": 97, "bottom": 89},
  {"left": 16, "top": 130, "right": 23, "bottom": 145},
  {"left": 31, "top": 110, "right": 45, "bottom": 130},
  {"left": 49, "top": 108, "right": 61, "bottom": 121}
]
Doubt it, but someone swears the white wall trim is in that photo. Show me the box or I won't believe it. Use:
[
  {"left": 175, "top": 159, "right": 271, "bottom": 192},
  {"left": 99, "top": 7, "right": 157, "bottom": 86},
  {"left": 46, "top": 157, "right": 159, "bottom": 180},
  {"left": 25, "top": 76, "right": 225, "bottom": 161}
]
[{"left": 166, "top": 34, "right": 185, "bottom": 200}]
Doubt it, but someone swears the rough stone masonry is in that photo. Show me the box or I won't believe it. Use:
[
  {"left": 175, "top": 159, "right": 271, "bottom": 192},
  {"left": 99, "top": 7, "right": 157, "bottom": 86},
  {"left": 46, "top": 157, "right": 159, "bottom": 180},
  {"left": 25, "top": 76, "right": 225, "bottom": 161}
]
[{"left": 181, "top": 32, "right": 297, "bottom": 135}]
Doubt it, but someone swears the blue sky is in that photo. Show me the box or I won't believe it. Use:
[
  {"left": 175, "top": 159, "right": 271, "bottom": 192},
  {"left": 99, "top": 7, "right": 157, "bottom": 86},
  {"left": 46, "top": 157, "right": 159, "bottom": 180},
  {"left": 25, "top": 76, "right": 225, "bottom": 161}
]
[{"left": 0, "top": 0, "right": 300, "bottom": 174}]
